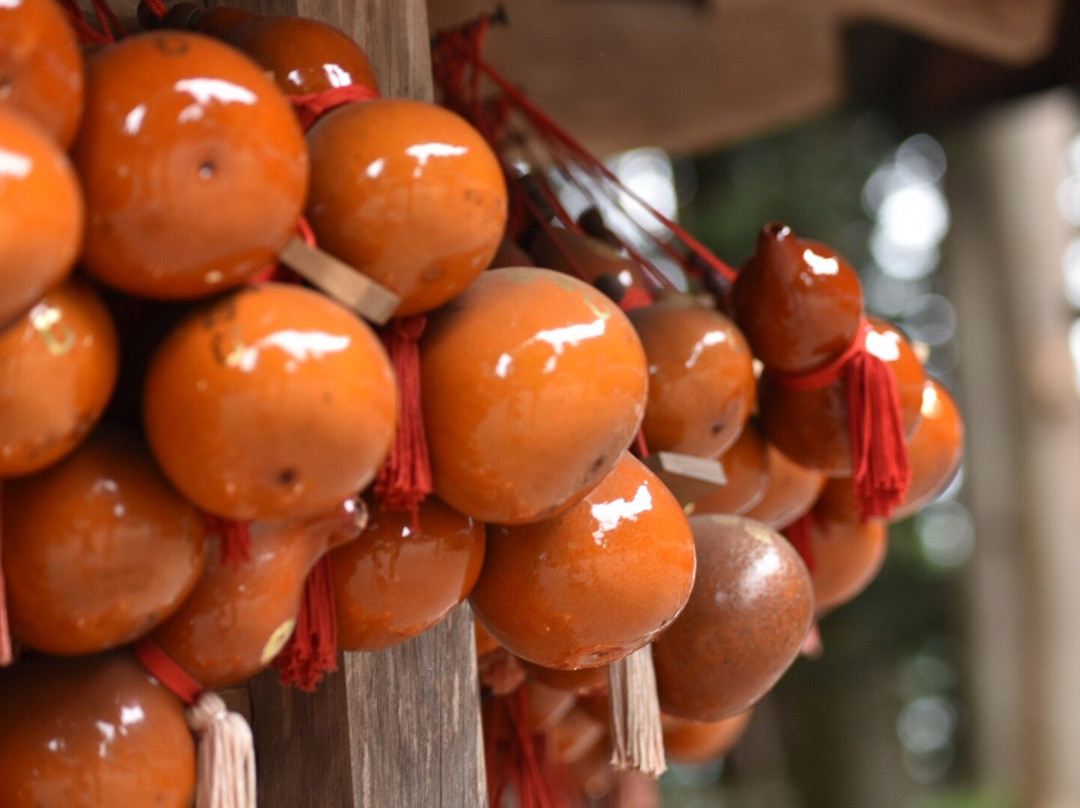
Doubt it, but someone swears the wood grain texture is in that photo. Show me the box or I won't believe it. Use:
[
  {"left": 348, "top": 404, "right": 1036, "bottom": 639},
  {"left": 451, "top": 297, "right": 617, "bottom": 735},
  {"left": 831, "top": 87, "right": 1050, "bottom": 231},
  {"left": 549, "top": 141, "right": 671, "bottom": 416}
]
[{"left": 345, "top": 605, "right": 486, "bottom": 807}]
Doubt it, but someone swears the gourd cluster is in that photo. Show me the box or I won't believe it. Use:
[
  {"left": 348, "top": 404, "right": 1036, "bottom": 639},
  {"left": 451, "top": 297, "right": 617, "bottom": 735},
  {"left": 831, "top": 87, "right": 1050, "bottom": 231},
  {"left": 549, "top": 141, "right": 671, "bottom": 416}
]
[{"left": 0, "top": 1, "right": 964, "bottom": 806}]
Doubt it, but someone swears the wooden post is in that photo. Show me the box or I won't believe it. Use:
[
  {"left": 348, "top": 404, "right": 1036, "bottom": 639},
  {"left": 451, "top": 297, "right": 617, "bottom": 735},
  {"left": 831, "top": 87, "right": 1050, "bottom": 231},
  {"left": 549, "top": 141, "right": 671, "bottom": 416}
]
[{"left": 217, "top": 1, "right": 487, "bottom": 805}]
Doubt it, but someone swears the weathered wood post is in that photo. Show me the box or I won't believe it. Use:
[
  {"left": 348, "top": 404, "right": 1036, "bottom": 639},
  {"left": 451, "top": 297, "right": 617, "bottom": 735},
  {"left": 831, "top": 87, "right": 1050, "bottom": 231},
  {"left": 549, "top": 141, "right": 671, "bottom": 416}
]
[{"left": 217, "top": 1, "right": 487, "bottom": 805}]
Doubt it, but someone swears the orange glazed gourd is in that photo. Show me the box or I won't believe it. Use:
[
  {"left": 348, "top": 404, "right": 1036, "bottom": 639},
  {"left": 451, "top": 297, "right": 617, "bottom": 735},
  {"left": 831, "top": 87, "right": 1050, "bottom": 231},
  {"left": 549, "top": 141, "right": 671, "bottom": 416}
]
[
  {"left": 653, "top": 514, "right": 812, "bottom": 721},
  {"left": 73, "top": 32, "right": 308, "bottom": 299},
  {"left": 155, "top": 3, "right": 380, "bottom": 96},
  {"left": 662, "top": 711, "right": 753, "bottom": 764},
  {"left": 0, "top": 109, "right": 82, "bottom": 328},
  {"left": 3, "top": 429, "right": 206, "bottom": 655},
  {"left": 628, "top": 302, "right": 754, "bottom": 458},
  {"left": 732, "top": 222, "right": 864, "bottom": 374},
  {"left": 0, "top": 0, "right": 84, "bottom": 148},
  {"left": 523, "top": 660, "right": 610, "bottom": 696},
  {"left": 806, "top": 479, "right": 889, "bottom": 614},
  {"left": 422, "top": 267, "right": 648, "bottom": 524},
  {"left": 891, "top": 378, "right": 964, "bottom": 521},
  {"left": 470, "top": 452, "right": 695, "bottom": 670},
  {"left": 143, "top": 283, "right": 396, "bottom": 521},
  {"left": 693, "top": 423, "right": 770, "bottom": 516},
  {"left": 756, "top": 317, "right": 926, "bottom": 474},
  {"left": 151, "top": 498, "right": 364, "bottom": 688},
  {"left": 331, "top": 495, "right": 485, "bottom": 651},
  {"left": 0, "top": 651, "right": 196, "bottom": 808},
  {"left": 306, "top": 99, "right": 506, "bottom": 315},
  {"left": 743, "top": 442, "right": 826, "bottom": 530},
  {"left": 0, "top": 280, "right": 118, "bottom": 477}
]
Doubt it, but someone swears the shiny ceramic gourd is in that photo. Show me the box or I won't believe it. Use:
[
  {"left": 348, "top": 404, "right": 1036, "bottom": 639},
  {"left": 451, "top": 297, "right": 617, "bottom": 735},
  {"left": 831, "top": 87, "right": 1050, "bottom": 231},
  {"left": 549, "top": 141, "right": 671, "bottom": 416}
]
[
  {"left": 756, "top": 317, "right": 926, "bottom": 474},
  {"left": 74, "top": 32, "right": 308, "bottom": 299},
  {"left": 692, "top": 423, "right": 770, "bottom": 517},
  {"left": 662, "top": 711, "right": 753, "bottom": 765},
  {"left": 628, "top": 302, "right": 754, "bottom": 458},
  {"left": 470, "top": 452, "right": 696, "bottom": 670},
  {"left": 732, "top": 222, "right": 864, "bottom": 374},
  {"left": 331, "top": 495, "right": 485, "bottom": 651},
  {"left": 157, "top": 4, "right": 379, "bottom": 96},
  {"left": 0, "top": 109, "right": 83, "bottom": 328},
  {"left": 742, "top": 442, "right": 826, "bottom": 530},
  {"left": 306, "top": 99, "right": 506, "bottom": 316},
  {"left": 891, "top": 378, "right": 964, "bottom": 520},
  {"left": 806, "top": 479, "right": 889, "bottom": 614},
  {"left": 421, "top": 267, "right": 649, "bottom": 524},
  {"left": 151, "top": 498, "right": 364, "bottom": 689},
  {"left": 653, "top": 514, "right": 813, "bottom": 721},
  {"left": 143, "top": 283, "right": 396, "bottom": 521},
  {"left": 528, "top": 227, "right": 645, "bottom": 296},
  {"left": 0, "top": 280, "right": 118, "bottom": 477},
  {"left": 0, "top": 651, "right": 196, "bottom": 808},
  {"left": 0, "top": 0, "right": 84, "bottom": 148},
  {"left": 522, "top": 660, "right": 610, "bottom": 697},
  {"left": 3, "top": 429, "right": 206, "bottom": 655}
]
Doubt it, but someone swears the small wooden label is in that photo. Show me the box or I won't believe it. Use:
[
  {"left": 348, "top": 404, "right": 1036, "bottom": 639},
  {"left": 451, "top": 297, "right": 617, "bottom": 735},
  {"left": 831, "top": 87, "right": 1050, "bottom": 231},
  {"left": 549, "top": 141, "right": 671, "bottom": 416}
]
[
  {"left": 642, "top": 452, "right": 727, "bottom": 506},
  {"left": 279, "top": 237, "right": 401, "bottom": 325}
]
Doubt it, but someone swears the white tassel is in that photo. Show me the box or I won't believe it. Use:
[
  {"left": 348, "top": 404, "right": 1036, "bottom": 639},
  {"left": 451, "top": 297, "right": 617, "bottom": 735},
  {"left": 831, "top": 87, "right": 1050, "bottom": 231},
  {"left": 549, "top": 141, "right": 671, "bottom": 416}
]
[
  {"left": 186, "top": 692, "right": 257, "bottom": 808},
  {"left": 607, "top": 645, "right": 667, "bottom": 779}
]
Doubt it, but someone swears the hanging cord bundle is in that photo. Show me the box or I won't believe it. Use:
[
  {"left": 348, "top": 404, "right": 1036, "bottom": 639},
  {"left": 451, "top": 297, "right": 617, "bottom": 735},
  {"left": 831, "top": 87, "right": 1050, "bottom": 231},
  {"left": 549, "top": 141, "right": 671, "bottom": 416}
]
[
  {"left": 486, "top": 688, "right": 570, "bottom": 808},
  {"left": 135, "top": 639, "right": 255, "bottom": 808},
  {"left": 782, "top": 511, "right": 816, "bottom": 573},
  {"left": 432, "top": 13, "right": 737, "bottom": 306},
  {"left": 56, "top": 0, "right": 128, "bottom": 45},
  {"left": 771, "top": 320, "right": 911, "bottom": 521},
  {"left": 607, "top": 647, "right": 667, "bottom": 779}
]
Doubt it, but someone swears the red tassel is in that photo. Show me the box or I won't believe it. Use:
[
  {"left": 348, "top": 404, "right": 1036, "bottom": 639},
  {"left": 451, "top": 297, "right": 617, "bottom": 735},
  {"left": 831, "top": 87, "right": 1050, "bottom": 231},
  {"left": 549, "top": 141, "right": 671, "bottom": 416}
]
[
  {"left": 375, "top": 316, "right": 433, "bottom": 526},
  {"left": 846, "top": 350, "right": 911, "bottom": 521},
  {"left": 488, "top": 689, "right": 567, "bottom": 808},
  {"left": 289, "top": 85, "right": 381, "bottom": 131},
  {"left": 0, "top": 483, "right": 11, "bottom": 667},
  {"left": 771, "top": 319, "right": 911, "bottom": 522},
  {"left": 783, "top": 512, "right": 816, "bottom": 574},
  {"left": 273, "top": 556, "right": 338, "bottom": 691},
  {"left": 202, "top": 515, "right": 253, "bottom": 570}
]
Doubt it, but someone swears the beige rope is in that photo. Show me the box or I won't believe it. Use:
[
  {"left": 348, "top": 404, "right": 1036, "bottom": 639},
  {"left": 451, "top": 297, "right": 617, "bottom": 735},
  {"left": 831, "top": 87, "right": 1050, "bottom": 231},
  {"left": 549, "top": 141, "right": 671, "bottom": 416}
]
[
  {"left": 607, "top": 645, "right": 667, "bottom": 778},
  {"left": 187, "top": 692, "right": 257, "bottom": 808}
]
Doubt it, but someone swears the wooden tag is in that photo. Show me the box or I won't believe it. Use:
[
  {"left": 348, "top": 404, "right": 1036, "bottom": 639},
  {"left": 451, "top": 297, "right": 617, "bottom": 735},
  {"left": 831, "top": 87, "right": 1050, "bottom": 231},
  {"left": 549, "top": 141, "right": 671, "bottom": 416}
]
[
  {"left": 641, "top": 452, "right": 726, "bottom": 507},
  {"left": 279, "top": 237, "right": 401, "bottom": 325}
]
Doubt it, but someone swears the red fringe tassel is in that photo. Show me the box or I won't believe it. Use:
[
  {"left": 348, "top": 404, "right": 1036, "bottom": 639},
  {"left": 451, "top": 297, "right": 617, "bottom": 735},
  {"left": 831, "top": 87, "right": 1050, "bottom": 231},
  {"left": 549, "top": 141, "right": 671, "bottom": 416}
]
[
  {"left": 375, "top": 316, "right": 433, "bottom": 526},
  {"left": 273, "top": 556, "right": 339, "bottom": 691},
  {"left": 203, "top": 514, "right": 253, "bottom": 570},
  {"left": 782, "top": 512, "right": 816, "bottom": 574}
]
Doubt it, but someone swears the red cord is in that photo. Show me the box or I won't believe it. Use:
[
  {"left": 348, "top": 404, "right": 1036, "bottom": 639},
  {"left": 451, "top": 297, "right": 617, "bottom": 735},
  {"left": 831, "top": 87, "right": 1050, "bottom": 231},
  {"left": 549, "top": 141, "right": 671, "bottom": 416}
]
[
  {"left": 134, "top": 638, "right": 203, "bottom": 705},
  {"left": 289, "top": 84, "right": 381, "bottom": 131}
]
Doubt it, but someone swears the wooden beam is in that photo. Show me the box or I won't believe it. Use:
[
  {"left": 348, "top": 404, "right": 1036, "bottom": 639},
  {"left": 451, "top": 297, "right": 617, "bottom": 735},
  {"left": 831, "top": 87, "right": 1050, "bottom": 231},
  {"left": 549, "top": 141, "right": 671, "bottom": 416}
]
[{"left": 215, "top": 0, "right": 486, "bottom": 804}]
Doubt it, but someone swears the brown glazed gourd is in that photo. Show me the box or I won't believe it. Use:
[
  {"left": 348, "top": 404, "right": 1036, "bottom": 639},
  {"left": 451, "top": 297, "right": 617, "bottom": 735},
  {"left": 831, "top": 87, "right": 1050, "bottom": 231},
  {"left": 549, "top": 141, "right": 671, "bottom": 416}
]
[
  {"left": 628, "top": 302, "right": 754, "bottom": 458},
  {"left": 470, "top": 453, "right": 696, "bottom": 670},
  {"left": 692, "top": 423, "right": 770, "bottom": 516},
  {"left": 488, "top": 239, "right": 535, "bottom": 269},
  {"left": 524, "top": 681, "right": 577, "bottom": 734},
  {"left": 0, "top": 651, "right": 195, "bottom": 808},
  {"left": 756, "top": 317, "right": 926, "bottom": 474},
  {"left": 653, "top": 514, "right": 813, "bottom": 721},
  {"left": 0, "top": 0, "right": 84, "bottom": 148},
  {"left": 0, "top": 280, "right": 118, "bottom": 477},
  {"left": 546, "top": 706, "right": 607, "bottom": 765},
  {"left": 523, "top": 660, "right": 610, "bottom": 697},
  {"left": 143, "top": 283, "right": 396, "bottom": 521},
  {"left": 662, "top": 711, "right": 753, "bottom": 765},
  {"left": 156, "top": 4, "right": 379, "bottom": 96},
  {"left": 74, "top": 32, "right": 308, "bottom": 299},
  {"left": 732, "top": 222, "right": 864, "bottom": 374},
  {"left": 3, "top": 429, "right": 206, "bottom": 655},
  {"left": 891, "top": 378, "right": 964, "bottom": 521},
  {"left": 0, "top": 109, "right": 83, "bottom": 328},
  {"left": 807, "top": 479, "right": 889, "bottom": 613},
  {"left": 743, "top": 443, "right": 826, "bottom": 530},
  {"left": 529, "top": 227, "right": 645, "bottom": 294},
  {"left": 331, "top": 495, "right": 485, "bottom": 651},
  {"left": 422, "top": 267, "right": 648, "bottom": 524},
  {"left": 151, "top": 498, "right": 364, "bottom": 688},
  {"left": 306, "top": 99, "right": 506, "bottom": 316}
]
